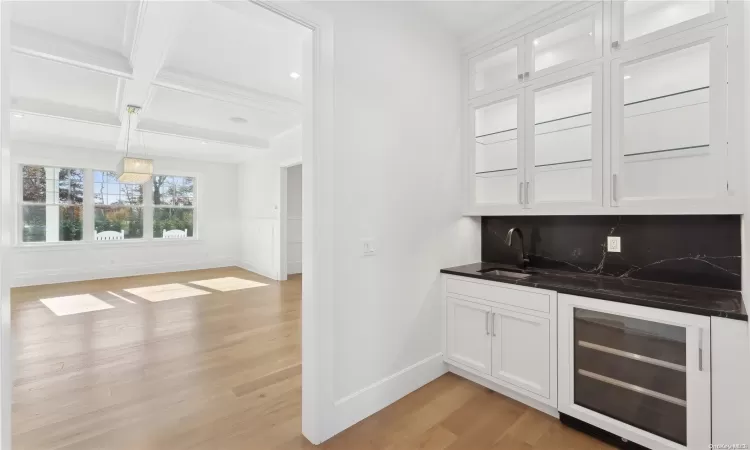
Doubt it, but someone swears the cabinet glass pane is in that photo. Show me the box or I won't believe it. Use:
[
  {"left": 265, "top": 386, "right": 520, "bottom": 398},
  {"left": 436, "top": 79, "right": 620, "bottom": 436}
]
[
  {"left": 532, "top": 76, "right": 593, "bottom": 203},
  {"left": 620, "top": 42, "right": 711, "bottom": 200},
  {"left": 573, "top": 308, "right": 687, "bottom": 445},
  {"left": 473, "top": 46, "right": 518, "bottom": 94},
  {"left": 624, "top": 1, "right": 712, "bottom": 42},
  {"left": 533, "top": 12, "right": 596, "bottom": 73},
  {"left": 475, "top": 97, "right": 519, "bottom": 204}
]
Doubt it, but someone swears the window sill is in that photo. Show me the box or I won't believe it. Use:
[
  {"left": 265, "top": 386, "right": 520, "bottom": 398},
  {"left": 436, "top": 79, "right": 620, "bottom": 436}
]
[{"left": 13, "top": 238, "right": 203, "bottom": 252}]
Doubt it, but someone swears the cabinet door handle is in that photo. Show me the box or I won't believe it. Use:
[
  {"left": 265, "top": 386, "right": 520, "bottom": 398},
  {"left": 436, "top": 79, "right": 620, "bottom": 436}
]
[
  {"left": 524, "top": 181, "right": 530, "bottom": 205},
  {"left": 698, "top": 330, "right": 704, "bottom": 371},
  {"left": 518, "top": 182, "right": 523, "bottom": 204},
  {"left": 491, "top": 313, "right": 496, "bottom": 337},
  {"left": 485, "top": 311, "right": 490, "bottom": 335},
  {"left": 612, "top": 174, "right": 618, "bottom": 202},
  {"left": 517, "top": 73, "right": 523, "bottom": 82},
  {"left": 523, "top": 71, "right": 529, "bottom": 80},
  {"left": 611, "top": 40, "right": 620, "bottom": 50}
]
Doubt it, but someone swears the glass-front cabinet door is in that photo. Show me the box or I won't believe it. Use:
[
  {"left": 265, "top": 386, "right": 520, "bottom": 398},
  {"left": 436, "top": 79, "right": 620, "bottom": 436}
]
[
  {"left": 612, "top": 0, "right": 727, "bottom": 51},
  {"left": 611, "top": 27, "right": 727, "bottom": 209},
  {"left": 558, "top": 294, "right": 711, "bottom": 450},
  {"left": 469, "top": 38, "right": 524, "bottom": 98},
  {"left": 524, "top": 64, "right": 603, "bottom": 209},
  {"left": 525, "top": 3, "right": 602, "bottom": 80},
  {"left": 470, "top": 89, "right": 525, "bottom": 210}
]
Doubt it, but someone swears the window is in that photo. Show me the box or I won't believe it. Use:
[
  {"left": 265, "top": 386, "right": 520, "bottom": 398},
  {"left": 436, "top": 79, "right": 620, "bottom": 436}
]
[
  {"left": 152, "top": 175, "right": 195, "bottom": 238},
  {"left": 94, "top": 171, "right": 143, "bottom": 239},
  {"left": 21, "top": 165, "right": 84, "bottom": 242}
]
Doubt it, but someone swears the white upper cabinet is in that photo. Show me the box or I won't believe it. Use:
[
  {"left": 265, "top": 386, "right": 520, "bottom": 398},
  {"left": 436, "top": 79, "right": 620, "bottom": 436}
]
[
  {"left": 463, "top": 0, "right": 739, "bottom": 215},
  {"left": 525, "top": 3, "right": 603, "bottom": 80},
  {"left": 611, "top": 0, "right": 727, "bottom": 51},
  {"left": 469, "top": 38, "right": 524, "bottom": 98},
  {"left": 611, "top": 26, "right": 727, "bottom": 209},
  {"left": 525, "top": 64, "right": 603, "bottom": 209},
  {"left": 470, "top": 88, "right": 525, "bottom": 210}
]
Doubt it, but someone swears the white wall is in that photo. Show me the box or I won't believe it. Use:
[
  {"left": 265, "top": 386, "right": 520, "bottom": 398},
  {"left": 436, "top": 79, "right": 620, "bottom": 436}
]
[
  {"left": 304, "top": 1, "right": 480, "bottom": 440},
  {"left": 287, "top": 164, "right": 302, "bottom": 275},
  {"left": 9, "top": 142, "right": 240, "bottom": 286},
  {"left": 238, "top": 126, "right": 301, "bottom": 280}
]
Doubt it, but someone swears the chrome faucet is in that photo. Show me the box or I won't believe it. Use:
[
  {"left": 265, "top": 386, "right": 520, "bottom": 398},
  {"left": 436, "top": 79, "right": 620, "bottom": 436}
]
[{"left": 505, "top": 227, "right": 530, "bottom": 269}]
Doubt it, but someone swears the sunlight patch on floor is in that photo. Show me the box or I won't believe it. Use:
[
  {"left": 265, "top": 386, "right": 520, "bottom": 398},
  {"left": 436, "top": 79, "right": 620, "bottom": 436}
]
[
  {"left": 190, "top": 277, "right": 268, "bottom": 292},
  {"left": 40, "top": 294, "right": 115, "bottom": 316},
  {"left": 124, "top": 284, "right": 211, "bottom": 302}
]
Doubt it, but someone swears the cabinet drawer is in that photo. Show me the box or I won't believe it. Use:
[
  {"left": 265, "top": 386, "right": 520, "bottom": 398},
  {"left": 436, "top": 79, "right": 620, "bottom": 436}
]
[{"left": 446, "top": 278, "right": 550, "bottom": 313}]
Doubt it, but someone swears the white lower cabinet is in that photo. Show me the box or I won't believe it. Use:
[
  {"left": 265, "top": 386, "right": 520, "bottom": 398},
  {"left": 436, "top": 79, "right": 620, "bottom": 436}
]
[
  {"left": 445, "top": 297, "right": 492, "bottom": 375},
  {"left": 443, "top": 275, "right": 557, "bottom": 409},
  {"left": 491, "top": 307, "right": 550, "bottom": 398}
]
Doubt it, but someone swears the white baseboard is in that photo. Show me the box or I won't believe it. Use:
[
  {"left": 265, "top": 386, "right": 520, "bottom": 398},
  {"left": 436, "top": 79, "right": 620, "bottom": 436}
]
[
  {"left": 329, "top": 352, "right": 447, "bottom": 439},
  {"left": 238, "top": 260, "right": 279, "bottom": 281},
  {"left": 287, "top": 261, "right": 302, "bottom": 274},
  {"left": 448, "top": 364, "right": 559, "bottom": 418},
  {"left": 12, "top": 258, "right": 239, "bottom": 287}
]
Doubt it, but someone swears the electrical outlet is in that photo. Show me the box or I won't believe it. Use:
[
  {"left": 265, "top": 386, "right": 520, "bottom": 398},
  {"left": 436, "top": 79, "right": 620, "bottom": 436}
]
[
  {"left": 607, "top": 236, "right": 621, "bottom": 253},
  {"left": 362, "top": 239, "right": 376, "bottom": 256}
]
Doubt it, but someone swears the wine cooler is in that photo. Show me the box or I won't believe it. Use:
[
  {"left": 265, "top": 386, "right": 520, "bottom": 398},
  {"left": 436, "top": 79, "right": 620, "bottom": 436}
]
[{"left": 558, "top": 294, "right": 711, "bottom": 450}]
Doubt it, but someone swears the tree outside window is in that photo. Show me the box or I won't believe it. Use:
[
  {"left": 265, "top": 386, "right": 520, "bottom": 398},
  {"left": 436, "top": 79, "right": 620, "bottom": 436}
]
[
  {"left": 94, "top": 171, "right": 143, "bottom": 239},
  {"left": 21, "top": 166, "right": 84, "bottom": 242},
  {"left": 153, "top": 175, "right": 195, "bottom": 238}
]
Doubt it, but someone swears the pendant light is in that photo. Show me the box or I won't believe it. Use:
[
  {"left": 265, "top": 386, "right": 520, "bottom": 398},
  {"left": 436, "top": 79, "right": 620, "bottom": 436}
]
[{"left": 117, "top": 105, "right": 153, "bottom": 184}]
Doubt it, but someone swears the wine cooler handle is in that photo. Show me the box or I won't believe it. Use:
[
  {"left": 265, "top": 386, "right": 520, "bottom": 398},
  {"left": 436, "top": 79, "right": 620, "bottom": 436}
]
[{"left": 698, "top": 329, "right": 704, "bottom": 371}]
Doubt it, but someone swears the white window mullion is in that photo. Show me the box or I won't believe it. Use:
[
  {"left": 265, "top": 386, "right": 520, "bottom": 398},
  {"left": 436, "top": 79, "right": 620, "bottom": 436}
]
[
  {"left": 83, "top": 168, "right": 94, "bottom": 242},
  {"left": 144, "top": 177, "right": 154, "bottom": 240}
]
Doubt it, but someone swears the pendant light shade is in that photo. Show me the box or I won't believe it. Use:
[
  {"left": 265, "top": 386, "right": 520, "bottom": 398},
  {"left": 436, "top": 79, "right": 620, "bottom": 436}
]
[
  {"left": 117, "top": 157, "right": 153, "bottom": 184},
  {"left": 117, "top": 105, "right": 153, "bottom": 184}
]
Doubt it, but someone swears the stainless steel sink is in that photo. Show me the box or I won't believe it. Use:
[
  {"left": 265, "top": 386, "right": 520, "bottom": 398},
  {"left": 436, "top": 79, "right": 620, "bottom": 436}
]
[
  {"left": 480, "top": 270, "right": 533, "bottom": 279},
  {"left": 477, "top": 266, "right": 538, "bottom": 279}
]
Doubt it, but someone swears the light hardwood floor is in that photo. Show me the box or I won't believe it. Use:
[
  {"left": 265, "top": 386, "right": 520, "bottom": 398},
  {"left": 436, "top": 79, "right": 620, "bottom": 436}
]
[{"left": 12, "top": 267, "right": 611, "bottom": 450}]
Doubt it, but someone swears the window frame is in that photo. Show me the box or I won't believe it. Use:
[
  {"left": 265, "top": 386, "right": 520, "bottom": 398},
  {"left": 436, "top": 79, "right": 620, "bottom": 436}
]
[
  {"left": 151, "top": 173, "right": 198, "bottom": 240},
  {"left": 92, "top": 169, "right": 146, "bottom": 242},
  {"left": 14, "top": 163, "right": 200, "bottom": 247},
  {"left": 17, "top": 164, "right": 85, "bottom": 245}
]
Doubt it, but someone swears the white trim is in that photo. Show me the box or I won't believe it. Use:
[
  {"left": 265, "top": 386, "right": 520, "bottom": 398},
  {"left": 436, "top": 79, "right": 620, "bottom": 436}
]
[
  {"left": 237, "top": 260, "right": 278, "bottom": 282},
  {"left": 11, "top": 258, "right": 239, "bottom": 288},
  {"left": 332, "top": 353, "right": 447, "bottom": 433}
]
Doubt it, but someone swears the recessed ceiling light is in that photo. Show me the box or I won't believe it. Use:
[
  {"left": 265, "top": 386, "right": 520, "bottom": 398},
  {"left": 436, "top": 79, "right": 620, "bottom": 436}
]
[
  {"left": 624, "top": 75, "right": 631, "bottom": 80},
  {"left": 230, "top": 117, "right": 248, "bottom": 124},
  {"left": 13, "top": 113, "right": 24, "bottom": 118},
  {"left": 289, "top": 72, "right": 301, "bottom": 80},
  {"left": 533, "top": 39, "right": 539, "bottom": 46}
]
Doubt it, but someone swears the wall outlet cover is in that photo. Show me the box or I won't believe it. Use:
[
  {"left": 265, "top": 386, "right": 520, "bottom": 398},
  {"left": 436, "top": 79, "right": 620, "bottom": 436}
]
[{"left": 607, "top": 236, "right": 621, "bottom": 253}]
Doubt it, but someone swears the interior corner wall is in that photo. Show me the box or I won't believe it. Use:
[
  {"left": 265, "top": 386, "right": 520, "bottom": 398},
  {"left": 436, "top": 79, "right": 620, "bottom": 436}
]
[
  {"left": 9, "top": 143, "right": 240, "bottom": 287},
  {"left": 238, "top": 126, "right": 302, "bottom": 281},
  {"left": 307, "top": 1, "right": 481, "bottom": 440}
]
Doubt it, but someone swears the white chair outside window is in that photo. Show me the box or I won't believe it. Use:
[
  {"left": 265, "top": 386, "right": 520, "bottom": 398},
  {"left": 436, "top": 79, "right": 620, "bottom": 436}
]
[
  {"left": 163, "top": 229, "right": 188, "bottom": 239},
  {"left": 94, "top": 230, "right": 124, "bottom": 241}
]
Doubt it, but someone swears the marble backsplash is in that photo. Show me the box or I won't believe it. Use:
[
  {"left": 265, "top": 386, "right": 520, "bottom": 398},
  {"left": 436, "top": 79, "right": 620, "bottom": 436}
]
[{"left": 482, "top": 215, "right": 741, "bottom": 290}]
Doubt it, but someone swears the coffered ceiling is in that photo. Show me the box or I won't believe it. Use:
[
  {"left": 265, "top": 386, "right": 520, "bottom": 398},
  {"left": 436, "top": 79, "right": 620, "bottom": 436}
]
[{"left": 9, "top": 1, "right": 310, "bottom": 163}]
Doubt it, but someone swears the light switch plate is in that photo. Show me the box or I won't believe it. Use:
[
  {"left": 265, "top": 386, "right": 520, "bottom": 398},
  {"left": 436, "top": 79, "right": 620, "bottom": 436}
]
[
  {"left": 607, "top": 236, "right": 621, "bottom": 253},
  {"left": 362, "top": 239, "right": 376, "bottom": 256}
]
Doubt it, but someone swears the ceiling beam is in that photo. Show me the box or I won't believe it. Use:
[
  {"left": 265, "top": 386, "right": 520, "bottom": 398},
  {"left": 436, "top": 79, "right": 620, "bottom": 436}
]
[
  {"left": 11, "top": 97, "right": 120, "bottom": 127},
  {"left": 138, "top": 119, "right": 268, "bottom": 149},
  {"left": 115, "top": 0, "right": 193, "bottom": 152},
  {"left": 11, "top": 23, "right": 133, "bottom": 79},
  {"left": 154, "top": 68, "right": 302, "bottom": 117}
]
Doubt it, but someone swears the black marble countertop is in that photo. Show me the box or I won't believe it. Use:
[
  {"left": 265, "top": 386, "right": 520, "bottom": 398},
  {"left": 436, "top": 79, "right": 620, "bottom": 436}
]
[{"left": 441, "top": 262, "right": 747, "bottom": 321}]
